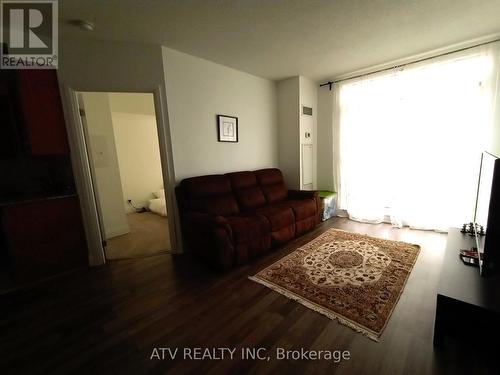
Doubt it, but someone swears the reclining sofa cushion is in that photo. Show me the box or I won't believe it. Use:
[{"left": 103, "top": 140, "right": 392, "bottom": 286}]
[
  {"left": 227, "top": 171, "right": 266, "bottom": 211},
  {"left": 256, "top": 205, "right": 295, "bottom": 245},
  {"left": 285, "top": 199, "right": 317, "bottom": 221},
  {"left": 255, "top": 169, "right": 287, "bottom": 204},
  {"left": 225, "top": 214, "right": 271, "bottom": 261},
  {"left": 182, "top": 175, "right": 239, "bottom": 216}
]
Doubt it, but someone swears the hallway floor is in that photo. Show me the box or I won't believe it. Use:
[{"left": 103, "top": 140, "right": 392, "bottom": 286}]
[{"left": 106, "top": 212, "right": 170, "bottom": 260}]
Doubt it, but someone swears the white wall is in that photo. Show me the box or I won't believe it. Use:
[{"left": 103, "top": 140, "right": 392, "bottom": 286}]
[
  {"left": 162, "top": 47, "right": 278, "bottom": 180},
  {"left": 111, "top": 106, "right": 164, "bottom": 212},
  {"left": 58, "top": 39, "right": 166, "bottom": 92},
  {"left": 79, "top": 92, "right": 130, "bottom": 239},
  {"left": 492, "top": 80, "right": 500, "bottom": 156},
  {"left": 277, "top": 76, "right": 319, "bottom": 190},
  {"left": 109, "top": 92, "right": 156, "bottom": 116},
  {"left": 277, "top": 77, "right": 300, "bottom": 189},
  {"left": 317, "top": 88, "right": 335, "bottom": 191},
  {"left": 494, "top": 121, "right": 500, "bottom": 156}
]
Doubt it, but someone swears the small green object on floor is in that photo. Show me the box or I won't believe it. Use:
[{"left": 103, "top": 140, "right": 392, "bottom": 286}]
[
  {"left": 319, "top": 190, "right": 336, "bottom": 199},
  {"left": 318, "top": 190, "right": 337, "bottom": 221}
]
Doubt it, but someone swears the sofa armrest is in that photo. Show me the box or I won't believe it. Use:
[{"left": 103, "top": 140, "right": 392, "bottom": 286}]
[
  {"left": 288, "top": 190, "right": 321, "bottom": 222},
  {"left": 181, "top": 212, "right": 235, "bottom": 270},
  {"left": 288, "top": 189, "right": 319, "bottom": 201},
  {"left": 184, "top": 212, "right": 232, "bottom": 234}
]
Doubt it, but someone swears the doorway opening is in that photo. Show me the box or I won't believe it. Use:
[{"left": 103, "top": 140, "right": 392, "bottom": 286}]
[{"left": 77, "top": 92, "right": 171, "bottom": 260}]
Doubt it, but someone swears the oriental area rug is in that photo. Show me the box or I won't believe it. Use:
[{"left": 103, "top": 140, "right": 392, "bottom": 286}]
[{"left": 250, "top": 228, "right": 420, "bottom": 341}]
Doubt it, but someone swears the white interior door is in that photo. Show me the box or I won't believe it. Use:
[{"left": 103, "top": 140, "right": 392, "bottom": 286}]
[{"left": 302, "top": 143, "right": 313, "bottom": 190}]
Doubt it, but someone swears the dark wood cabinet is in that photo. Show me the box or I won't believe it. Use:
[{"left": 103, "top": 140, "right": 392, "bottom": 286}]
[
  {"left": 434, "top": 229, "right": 500, "bottom": 345},
  {"left": 0, "top": 69, "right": 87, "bottom": 289},
  {"left": 16, "top": 70, "right": 69, "bottom": 155},
  {"left": 0, "top": 71, "right": 23, "bottom": 157},
  {"left": 1, "top": 196, "right": 88, "bottom": 283}
]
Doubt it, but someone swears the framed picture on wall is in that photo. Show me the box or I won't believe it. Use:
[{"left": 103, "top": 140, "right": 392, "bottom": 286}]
[{"left": 217, "top": 114, "right": 238, "bottom": 143}]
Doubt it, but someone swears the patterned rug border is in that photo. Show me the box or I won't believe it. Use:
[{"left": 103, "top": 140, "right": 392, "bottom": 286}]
[
  {"left": 248, "top": 275, "right": 380, "bottom": 342},
  {"left": 249, "top": 228, "right": 421, "bottom": 342}
]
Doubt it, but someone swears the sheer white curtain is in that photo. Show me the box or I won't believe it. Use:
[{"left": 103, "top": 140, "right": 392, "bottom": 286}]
[{"left": 334, "top": 43, "right": 500, "bottom": 231}]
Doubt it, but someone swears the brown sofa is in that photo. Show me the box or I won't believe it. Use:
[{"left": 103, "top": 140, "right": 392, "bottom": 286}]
[{"left": 176, "top": 168, "right": 320, "bottom": 270}]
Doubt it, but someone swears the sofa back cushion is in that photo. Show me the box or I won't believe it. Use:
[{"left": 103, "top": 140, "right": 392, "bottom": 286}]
[
  {"left": 181, "top": 175, "right": 239, "bottom": 216},
  {"left": 178, "top": 169, "right": 289, "bottom": 216},
  {"left": 227, "top": 171, "right": 266, "bottom": 211},
  {"left": 255, "top": 168, "right": 287, "bottom": 204}
]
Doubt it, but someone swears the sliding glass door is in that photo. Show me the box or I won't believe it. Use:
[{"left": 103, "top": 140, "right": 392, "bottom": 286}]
[{"left": 335, "top": 44, "right": 499, "bottom": 231}]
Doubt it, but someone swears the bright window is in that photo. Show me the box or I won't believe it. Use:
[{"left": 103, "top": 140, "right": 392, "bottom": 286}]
[{"left": 336, "top": 48, "right": 497, "bottom": 231}]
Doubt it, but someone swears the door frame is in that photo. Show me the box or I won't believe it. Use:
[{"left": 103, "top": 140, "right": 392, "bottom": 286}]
[{"left": 58, "top": 85, "right": 179, "bottom": 265}]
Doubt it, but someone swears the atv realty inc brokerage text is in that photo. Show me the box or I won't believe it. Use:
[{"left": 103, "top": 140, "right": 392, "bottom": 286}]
[{"left": 150, "top": 347, "right": 351, "bottom": 362}]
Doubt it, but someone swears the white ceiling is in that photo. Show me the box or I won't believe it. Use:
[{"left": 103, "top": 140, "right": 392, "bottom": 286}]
[{"left": 59, "top": 0, "right": 500, "bottom": 82}]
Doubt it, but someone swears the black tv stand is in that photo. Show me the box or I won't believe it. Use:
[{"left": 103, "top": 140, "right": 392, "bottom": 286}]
[{"left": 433, "top": 228, "right": 500, "bottom": 345}]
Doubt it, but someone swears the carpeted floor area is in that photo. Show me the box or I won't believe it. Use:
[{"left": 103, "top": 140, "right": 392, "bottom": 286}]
[{"left": 105, "top": 212, "right": 170, "bottom": 260}]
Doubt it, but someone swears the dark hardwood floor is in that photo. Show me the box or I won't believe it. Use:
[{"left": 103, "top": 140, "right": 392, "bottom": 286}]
[{"left": 1, "top": 218, "right": 498, "bottom": 374}]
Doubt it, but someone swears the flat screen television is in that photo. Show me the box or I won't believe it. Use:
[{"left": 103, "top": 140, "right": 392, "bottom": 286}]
[{"left": 473, "top": 151, "right": 500, "bottom": 276}]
